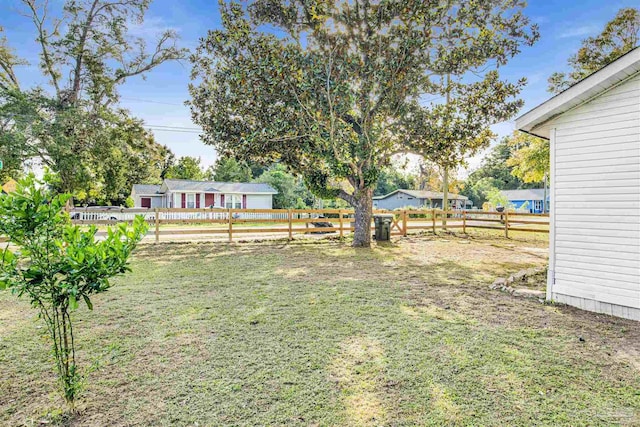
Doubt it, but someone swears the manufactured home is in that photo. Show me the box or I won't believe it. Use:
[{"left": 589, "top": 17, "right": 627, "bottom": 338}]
[
  {"left": 372, "top": 189, "right": 471, "bottom": 210},
  {"left": 500, "top": 189, "right": 549, "bottom": 213},
  {"left": 516, "top": 47, "right": 640, "bottom": 320},
  {"left": 131, "top": 179, "right": 277, "bottom": 209}
]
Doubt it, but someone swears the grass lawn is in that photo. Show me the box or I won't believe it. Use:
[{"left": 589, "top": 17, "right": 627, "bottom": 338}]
[{"left": 1, "top": 232, "right": 639, "bottom": 426}]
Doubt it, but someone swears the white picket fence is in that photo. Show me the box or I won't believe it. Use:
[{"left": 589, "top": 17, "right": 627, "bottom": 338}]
[{"left": 68, "top": 208, "right": 318, "bottom": 222}]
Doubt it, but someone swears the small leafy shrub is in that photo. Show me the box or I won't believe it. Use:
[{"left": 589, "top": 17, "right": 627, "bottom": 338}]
[{"left": 0, "top": 175, "right": 148, "bottom": 409}]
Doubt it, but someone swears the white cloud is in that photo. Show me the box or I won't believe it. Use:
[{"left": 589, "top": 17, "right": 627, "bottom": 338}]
[
  {"left": 128, "top": 15, "right": 180, "bottom": 40},
  {"left": 558, "top": 25, "right": 599, "bottom": 39}
]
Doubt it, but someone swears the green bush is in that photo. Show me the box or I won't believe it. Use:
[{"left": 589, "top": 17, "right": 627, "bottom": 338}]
[{"left": 0, "top": 174, "right": 147, "bottom": 409}]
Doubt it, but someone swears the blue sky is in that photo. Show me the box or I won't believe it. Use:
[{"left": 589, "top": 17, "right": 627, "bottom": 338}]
[{"left": 2, "top": 0, "right": 638, "bottom": 173}]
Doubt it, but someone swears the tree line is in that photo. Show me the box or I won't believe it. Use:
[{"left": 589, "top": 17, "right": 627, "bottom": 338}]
[{"left": 1, "top": 1, "right": 637, "bottom": 247}]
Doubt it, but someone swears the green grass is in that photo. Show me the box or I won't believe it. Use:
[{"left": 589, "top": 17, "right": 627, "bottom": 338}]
[{"left": 1, "top": 234, "right": 639, "bottom": 426}]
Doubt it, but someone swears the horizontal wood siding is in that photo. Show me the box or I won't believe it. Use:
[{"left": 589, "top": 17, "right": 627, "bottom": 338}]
[{"left": 550, "top": 73, "right": 640, "bottom": 313}]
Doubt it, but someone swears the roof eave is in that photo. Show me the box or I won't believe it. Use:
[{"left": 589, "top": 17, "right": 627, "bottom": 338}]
[{"left": 516, "top": 47, "right": 640, "bottom": 139}]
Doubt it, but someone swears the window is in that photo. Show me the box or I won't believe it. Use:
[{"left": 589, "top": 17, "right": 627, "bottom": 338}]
[
  {"left": 534, "top": 200, "right": 542, "bottom": 212},
  {"left": 225, "top": 194, "right": 242, "bottom": 209},
  {"left": 187, "top": 193, "right": 196, "bottom": 209}
]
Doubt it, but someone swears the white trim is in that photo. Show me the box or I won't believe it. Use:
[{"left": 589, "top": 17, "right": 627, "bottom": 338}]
[
  {"left": 547, "top": 127, "right": 556, "bottom": 301},
  {"left": 225, "top": 194, "right": 243, "bottom": 209},
  {"left": 516, "top": 47, "right": 640, "bottom": 139},
  {"left": 186, "top": 193, "right": 196, "bottom": 209},
  {"left": 164, "top": 190, "right": 277, "bottom": 195}
]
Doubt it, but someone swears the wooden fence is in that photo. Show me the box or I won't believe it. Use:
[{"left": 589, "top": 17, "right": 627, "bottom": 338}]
[{"left": 67, "top": 207, "right": 549, "bottom": 243}]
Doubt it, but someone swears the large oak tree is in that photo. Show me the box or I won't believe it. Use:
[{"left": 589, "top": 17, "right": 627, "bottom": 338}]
[
  {"left": 190, "top": 0, "right": 538, "bottom": 247},
  {"left": 0, "top": 0, "right": 186, "bottom": 202}
]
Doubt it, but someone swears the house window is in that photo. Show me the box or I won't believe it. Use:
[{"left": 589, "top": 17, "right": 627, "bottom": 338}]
[
  {"left": 534, "top": 200, "right": 542, "bottom": 212},
  {"left": 187, "top": 193, "right": 196, "bottom": 209},
  {"left": 225, "top": 194, "right": 242, "bottom": 209}
]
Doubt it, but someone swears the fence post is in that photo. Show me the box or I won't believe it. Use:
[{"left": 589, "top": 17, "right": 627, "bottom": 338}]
[
  {"left": 228, "top": 209, "right": 233, "bottom": 243},
  {"left": 288, "top": 209, "right": 293, "bottom": 241},
  {"left": 504, "top": 210, "right": 509, "bottom": 239},
  {"left": 154, "top": 208, "right": 159, "bottom": 243},
  {"left": 339, "top": 209, "right": 344, "bottom": 238},
  {"left": 462, "top": 209, "right": 466, "bottom": 234},
  {"left": 432, "top": 209, "right": 436, "bottom": 234},
  {"left": 402, "top": 210, "right": 408, "bottom": 237}
]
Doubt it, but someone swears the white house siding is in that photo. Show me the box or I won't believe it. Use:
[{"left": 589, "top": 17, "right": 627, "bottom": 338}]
[
  {"left": 373, "top": 193, "right": 426, "bottom": 210},
  {"left": 246, "top": 194, "right": 273, "bottom": 209},
  {"left": 548, "top": 73, "right": 640, "bottom": 320},
  {"left": 132, "top": 194, "right": 163, "bottom": 208}
]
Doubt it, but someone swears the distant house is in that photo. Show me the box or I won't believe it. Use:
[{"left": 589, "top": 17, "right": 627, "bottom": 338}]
[
  {"left": 131, "top": 179, "right": 277, "bottom": 209},
  {"left": 500, "top": 189, "right": 549, "bottom": 213},
  {"left": 516, "top": 46, "right": 640, "bottom": 320},
  {"left": 373, "top": 189, "right": 471, "bottom": 210}
]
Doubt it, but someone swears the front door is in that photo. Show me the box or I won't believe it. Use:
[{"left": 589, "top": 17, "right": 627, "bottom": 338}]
[
  {"left": 205, "top": 193, "right": 215, "bottom": 207},
  {"left": 141, "top": 197, "right": 151, "bottom": 208}
]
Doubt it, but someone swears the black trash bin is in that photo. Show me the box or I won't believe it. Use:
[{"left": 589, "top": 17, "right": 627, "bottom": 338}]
[{"left": 373, "top": 214, "right": 394, "bottom": 241}]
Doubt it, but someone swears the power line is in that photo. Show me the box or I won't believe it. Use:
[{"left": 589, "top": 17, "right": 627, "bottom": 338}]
[
  {"left": 144, "top": 124, "right": 201, "bottom": 130},
  {"left": 144, "top": 127, "right": 202, "bottom": 134},
  {"left": 120, "top": 97, "right": 188, "bottom": 107}
]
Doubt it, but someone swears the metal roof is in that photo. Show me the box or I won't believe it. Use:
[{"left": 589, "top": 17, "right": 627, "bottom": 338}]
[
  {"left": 500, "top": 189, "right": 549, "bottom": 201},
  {"left": 373, "top": 189, "right": 468, "bottom": 200},
  {"left": 162, "top": 179, "right": 277, "bottom": 194},
  {"left": 516, "top": 46, "right": 640, "bottom": 139}
]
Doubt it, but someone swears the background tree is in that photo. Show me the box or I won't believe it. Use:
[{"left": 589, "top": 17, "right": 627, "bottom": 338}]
[
  {"left": 461, "top": 136, "right": 536, "bottom": 207},
  {"left": 548, "top": 7, "right": 639, "bottom": 93},
  {"left": 506, "top": 131, "right": 549, "bottom": 184},
  {"left": 255, "top": 164, "right": 314, "bottom": 209},
  {"left": 402, "top": 62, "right": 528, "bottom": 223},
  {"left": 0, "top": 27, "right": 23, "bottom": 91},
  {"left": 0, "top": 175, "right": 147, "bottom": 408},
  {"left": 0, "top": 0, "right": 186, "bottom": 201},
  {"left": 165, "top": 156, "right": 205, "bottom": 180},
  {"left": 190, "top": 0, "right": 538, "bottom": 247},
  {"left": 374, "top": 167, "right": 417, "bottom": 197},
  {"left": 96, "top": 124, "right": 173, "bottom": 205},
  {"left": 206, "top": 157, "right": 253, "bottom": 182}
]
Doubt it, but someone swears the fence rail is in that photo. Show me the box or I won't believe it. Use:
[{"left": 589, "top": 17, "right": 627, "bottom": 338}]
[{"left": 66, "top": 208, "right": 549, "bottom": 242}]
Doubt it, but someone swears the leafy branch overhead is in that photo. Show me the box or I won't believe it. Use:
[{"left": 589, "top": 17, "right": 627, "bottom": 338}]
[
  {"left": 0, "top": 0, "right": 187, "bottom": 201},
  {"left": 189, "top": 0, "right": 538, "bottom": 246},
  {"left": 548, "top": 7, "right": 639, "bottom": 93},
  {"left": 20, "top": 0, "right": 188, "bottom": 106}
]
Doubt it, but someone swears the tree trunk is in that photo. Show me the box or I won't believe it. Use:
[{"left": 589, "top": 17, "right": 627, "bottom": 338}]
[
  {"left": 442, "top": 166, "right": 448, "bottom": 230},
  {"left": 352, "top": 187, "right": 373, "bottom": 248}
]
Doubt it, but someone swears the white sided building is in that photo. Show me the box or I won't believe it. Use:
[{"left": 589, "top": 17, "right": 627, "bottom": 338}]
[
  {"left": 131, "top": 179, "right": 277, "bottom": 210},
  {"left": 516, "top": 47, "right": 640, "bottom": 320}
]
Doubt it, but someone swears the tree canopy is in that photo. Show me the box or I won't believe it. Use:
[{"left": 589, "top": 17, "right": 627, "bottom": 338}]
[
  {"left": 206, "top": 157, "right": 253, "bottom": 182},
  {"left": 0, "top": 0, "right": 186, "bottom": 203},
  {"left": 506, "top": 131, "right": 549, "bottom": 184},
  {"left": 460, "top": 135, "right": 538, "bottom": 207},
  {"left": 548, "top": 7, "right": 639, "bottom": 93},
  {"left": 190, "top": 0, "right": 538, "bottom": 246},
  {"left": 165, "top": 156, "right": 206, "bottom": 181}
]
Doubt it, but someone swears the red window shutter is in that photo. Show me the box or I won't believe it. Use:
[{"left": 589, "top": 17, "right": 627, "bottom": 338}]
[
  {"left": 196, "top": 193, "right": 200, "bottom": 208},
  {"left": 242, "top": 194, "right": 247, "bottom": 209},
  {"left": 221, "top": 194, "right": 225, "bottom": 207},
  {"left": 181, "top": 193, "right": 186, "bottom": 208}
]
